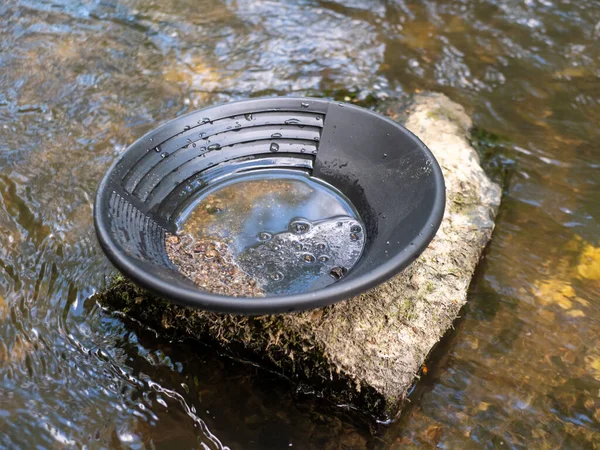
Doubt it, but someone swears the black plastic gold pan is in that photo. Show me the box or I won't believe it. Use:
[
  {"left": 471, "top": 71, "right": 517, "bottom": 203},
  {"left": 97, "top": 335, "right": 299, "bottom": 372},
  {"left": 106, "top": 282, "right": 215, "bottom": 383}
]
[{"left": 94, "top": 97, "right": 445, "bottom": 314}]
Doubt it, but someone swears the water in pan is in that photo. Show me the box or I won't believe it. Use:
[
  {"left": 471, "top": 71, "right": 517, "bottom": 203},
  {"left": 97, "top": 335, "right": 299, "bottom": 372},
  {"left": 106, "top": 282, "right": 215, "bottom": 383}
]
[
  {"left": 2, "top": 0, "right": 600, "bottom": 447},
  {"left": 171, "top": 170, "right": 366, "bottom": 296},
  {"left": 237, "top": 216, "right": 364, "bottom": 295}
]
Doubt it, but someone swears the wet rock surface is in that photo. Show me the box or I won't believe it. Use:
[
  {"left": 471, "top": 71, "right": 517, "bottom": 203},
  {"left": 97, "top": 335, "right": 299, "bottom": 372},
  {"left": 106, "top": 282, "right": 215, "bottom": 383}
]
[{"left": 97, "top": 93, "right": 502, "bottom": 420}]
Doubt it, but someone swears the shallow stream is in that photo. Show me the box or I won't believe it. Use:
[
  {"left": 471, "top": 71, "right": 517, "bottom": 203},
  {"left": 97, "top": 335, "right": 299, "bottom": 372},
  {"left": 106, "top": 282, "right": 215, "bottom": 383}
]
[{"left": 0, "top": 0, "right": 599, "bottom": 448}]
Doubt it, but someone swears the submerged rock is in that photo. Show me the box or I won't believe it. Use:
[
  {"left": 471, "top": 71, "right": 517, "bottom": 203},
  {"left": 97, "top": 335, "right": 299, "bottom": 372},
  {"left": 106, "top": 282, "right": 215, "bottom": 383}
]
[{"left": 95, "top": 93, "right": 502, "bottom": 420}]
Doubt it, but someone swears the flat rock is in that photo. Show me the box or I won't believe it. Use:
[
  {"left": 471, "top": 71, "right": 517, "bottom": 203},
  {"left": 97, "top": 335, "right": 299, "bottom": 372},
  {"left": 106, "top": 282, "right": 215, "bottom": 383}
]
[{"left": 95, "top": 93, "right": 502, "bottom": 420}]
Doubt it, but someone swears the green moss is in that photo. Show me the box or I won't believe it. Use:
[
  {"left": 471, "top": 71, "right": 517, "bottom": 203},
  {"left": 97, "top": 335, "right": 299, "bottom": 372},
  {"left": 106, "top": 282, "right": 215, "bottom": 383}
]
[
  {"left": 469, "top": 126, "right": 512, "bottom": 186},
  {"left": 449, "top": 185, "right": 484, "bottom": 214},
  {"left": 396, "top": 297, "right": 418, "bottom": 321},
  {"left": 447, "top": 268, "right": 459, "bottom": 276},
  {"left": 449, "top": 191, "right": 471, "bottom": 213},
  {"left": 470, "top": 126, "right": 509, "bottom": 148},
  {"left": 426, "top": 281, "right": 434, "bottom": 293},
  {"left": 426, "top": 105, "right": 461, "bottom": 123}
]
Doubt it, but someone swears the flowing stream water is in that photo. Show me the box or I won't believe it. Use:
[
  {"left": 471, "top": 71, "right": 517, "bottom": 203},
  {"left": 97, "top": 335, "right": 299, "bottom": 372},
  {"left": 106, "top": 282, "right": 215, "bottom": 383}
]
[{"left": 0, "top": 0, "right": 599, "bottom": 448}]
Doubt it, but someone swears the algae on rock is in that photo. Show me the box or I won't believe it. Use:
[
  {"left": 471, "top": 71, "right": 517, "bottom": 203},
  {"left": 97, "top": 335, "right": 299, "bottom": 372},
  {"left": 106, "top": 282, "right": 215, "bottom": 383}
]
[{"left": 95, "top": 93, "right": 502, "bottom": 420}]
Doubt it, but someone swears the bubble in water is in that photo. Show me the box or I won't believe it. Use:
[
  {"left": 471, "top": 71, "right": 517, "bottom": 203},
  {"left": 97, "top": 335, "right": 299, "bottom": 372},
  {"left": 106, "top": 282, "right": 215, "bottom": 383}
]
[
  {"left": 271, "top": 271, "right": 284, "bottom": 281},
  {"left": 271, "top": 132, "right": 282, "bottom": 138},
  {"left": 154, "top": 146, "right": 161, "bottom": 152},
  {"left": 383, "top": 153, "right": 388, "bottom": 158},
  {"left": 236, "top": 215, "right": 366, "bottom": 295},
  {"left": 184, "top": 125, "right": 191, "bottom": 131},
  {"left": 244, "top": 113, "right": 253, "bottom": 121},
  {"left": 301, "top": 102, "right": 309, "bottom": 108},
  {"left": 285, "top": 118, "right": 300, "bottom": 125},
  {"left": 289, "top": 219, "right": 310, "bottom": 234},
  {"left": 300, "top": 148, "right": 306, "bottom": 153},
  {"left": 201, "top": 117, "right": 211, "bottom": 124},
  {"left": 350, "top": 233, "right": 359, "bottom": 241},
  {"left": 270, "top": 143, "right": 279, "bottom": 152},
  {"left": 315, "top": 116, "right": 321, "bottom": 121},
  {"left": 258, "top": 232, "right": 272, "bottom": 241},
  {"left": 208, "top": 143, "right": 221, "bottom": 151},
  {"left": 350, "top": 224, "right": 362, "bottom": 233},
  {"left": 302, "top": 253, "right": 315, "bottom": 264}
]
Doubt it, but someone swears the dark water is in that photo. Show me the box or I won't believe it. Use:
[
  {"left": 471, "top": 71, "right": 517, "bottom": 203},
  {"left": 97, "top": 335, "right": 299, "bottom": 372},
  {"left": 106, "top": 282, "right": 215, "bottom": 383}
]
[
  {"left": 177, "top": 171, "right": 364, "bottom": 295},
  {"left": 0, "top": 0, "right": 599, "bottom": 448}
]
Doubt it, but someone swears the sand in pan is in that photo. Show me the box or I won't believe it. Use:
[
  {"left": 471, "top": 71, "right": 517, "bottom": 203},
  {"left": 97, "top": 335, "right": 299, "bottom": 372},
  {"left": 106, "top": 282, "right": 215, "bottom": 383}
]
[{"left": 166, "top": 234, "right": 265, "bottom": 298}]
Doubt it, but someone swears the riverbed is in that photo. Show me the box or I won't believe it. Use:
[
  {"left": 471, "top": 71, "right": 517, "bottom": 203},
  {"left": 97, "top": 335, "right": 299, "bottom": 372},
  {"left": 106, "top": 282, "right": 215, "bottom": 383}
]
[{"left": 0, "top": 0, "right": 599, "bottom": 448}]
